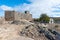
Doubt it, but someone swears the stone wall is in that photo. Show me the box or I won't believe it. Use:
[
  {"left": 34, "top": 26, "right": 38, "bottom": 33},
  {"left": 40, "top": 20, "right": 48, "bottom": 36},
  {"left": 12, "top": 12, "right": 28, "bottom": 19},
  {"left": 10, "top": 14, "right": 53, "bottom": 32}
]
[
  {"left": 5, "top": 11, "right": 32, "bottom": 21},
  {"left": 5, "top": 11, "right": 15, "bottom": 21}
]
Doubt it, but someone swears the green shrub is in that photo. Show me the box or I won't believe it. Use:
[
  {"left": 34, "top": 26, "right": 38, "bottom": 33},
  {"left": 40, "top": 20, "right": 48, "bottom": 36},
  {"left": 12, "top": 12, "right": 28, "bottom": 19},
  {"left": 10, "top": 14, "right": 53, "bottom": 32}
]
[{"left": 38, "top": 14, "right": 50, "bottom": 23}]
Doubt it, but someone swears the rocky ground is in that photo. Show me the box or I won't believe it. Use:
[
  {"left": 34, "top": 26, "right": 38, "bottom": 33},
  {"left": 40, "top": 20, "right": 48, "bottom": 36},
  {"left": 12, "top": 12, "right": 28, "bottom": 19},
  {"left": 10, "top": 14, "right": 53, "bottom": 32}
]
[
  {"left": 20, "top": 23, "right": 60, "bottom": 40},
  {"left": 0, "top": 19, "right": 34, "bottom": 40},
  {"left": 0, "top": 18, "right": 60, "bottom": 40}
]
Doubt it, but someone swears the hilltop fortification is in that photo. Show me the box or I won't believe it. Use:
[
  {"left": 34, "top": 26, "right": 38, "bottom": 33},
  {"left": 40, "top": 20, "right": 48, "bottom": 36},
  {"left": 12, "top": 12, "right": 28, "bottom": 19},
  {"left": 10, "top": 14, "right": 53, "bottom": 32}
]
[{"left": 5, "top": 11, "right": 32, "bottom": 21}]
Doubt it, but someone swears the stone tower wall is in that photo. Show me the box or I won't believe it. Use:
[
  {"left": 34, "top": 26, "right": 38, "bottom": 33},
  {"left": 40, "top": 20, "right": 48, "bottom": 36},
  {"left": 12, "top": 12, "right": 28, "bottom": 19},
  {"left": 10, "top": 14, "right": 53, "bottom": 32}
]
[
  {"left": 5, "top": 11, "right": 15, "bottom": 21},
  {"left": 5, "top": 11, "right": 32, "bottom": 21}
]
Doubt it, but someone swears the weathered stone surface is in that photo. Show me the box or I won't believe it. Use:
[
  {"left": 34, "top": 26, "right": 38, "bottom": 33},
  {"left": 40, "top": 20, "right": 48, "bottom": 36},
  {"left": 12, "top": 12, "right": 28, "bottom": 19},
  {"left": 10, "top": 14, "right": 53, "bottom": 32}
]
[
  {"left": 5, "top": 11, "right": 32, "bottom": 21},
  {"left": 0, "top": 17, "right": 60, "bottom": 40},
  {"left": 19, "top": 23, "right": 60, "bottom": 40},
  {"left": 19, "top": 24, "right": 48, "bottom": 40}
]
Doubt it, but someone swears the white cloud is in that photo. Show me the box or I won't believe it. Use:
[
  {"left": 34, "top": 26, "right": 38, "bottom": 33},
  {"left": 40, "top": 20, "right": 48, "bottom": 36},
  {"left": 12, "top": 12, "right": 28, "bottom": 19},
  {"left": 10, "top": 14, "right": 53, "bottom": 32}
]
[
  {"left": 1, "top": 0, "right": 60, "bottom": 18},
  {"left": 0, "top": 5, "right": 13, "bottom": 11},
  {"left": 13, "top": 0, "right": 60, "bottom": 18},
  {"left": 13, "top": 3, "right": 30, "bottom": 11}
]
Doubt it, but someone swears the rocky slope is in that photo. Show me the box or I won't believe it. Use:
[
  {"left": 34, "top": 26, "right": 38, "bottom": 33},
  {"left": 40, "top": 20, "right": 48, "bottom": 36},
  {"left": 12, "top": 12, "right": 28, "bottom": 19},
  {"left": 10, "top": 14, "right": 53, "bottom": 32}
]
[
  {"left": 0, "top": 18, "right": 60, "bottom": 40},
  {"left": 20, "top": 23, "right": 60, "bottom": 40},
  {"left": 0, "top": 19, "right": 34, "bottom": 40}
]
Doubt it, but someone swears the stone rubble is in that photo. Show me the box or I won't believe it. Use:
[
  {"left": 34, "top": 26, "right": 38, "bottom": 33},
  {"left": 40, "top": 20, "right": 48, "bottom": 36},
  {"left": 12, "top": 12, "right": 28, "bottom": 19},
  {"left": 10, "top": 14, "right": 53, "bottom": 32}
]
[{"left": 20, "top": 23, "right": 60, "bottom": 40}]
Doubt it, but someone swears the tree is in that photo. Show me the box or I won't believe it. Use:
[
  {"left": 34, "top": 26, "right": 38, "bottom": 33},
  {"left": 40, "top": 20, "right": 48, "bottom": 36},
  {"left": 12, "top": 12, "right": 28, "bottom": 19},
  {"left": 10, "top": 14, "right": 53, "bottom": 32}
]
[{"left": 38, "top": 14, "right": 50, "bottom": 23}]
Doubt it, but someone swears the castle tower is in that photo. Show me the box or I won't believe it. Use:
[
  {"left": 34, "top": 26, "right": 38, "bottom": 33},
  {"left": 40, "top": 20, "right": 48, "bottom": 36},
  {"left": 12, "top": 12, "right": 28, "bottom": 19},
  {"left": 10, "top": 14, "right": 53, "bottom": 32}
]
[
  {"left": 5, "top": 11, "right": 32, "bottom": 21},
  {"left": 5, "top": 11, "right": 15, "bottom": 21}
]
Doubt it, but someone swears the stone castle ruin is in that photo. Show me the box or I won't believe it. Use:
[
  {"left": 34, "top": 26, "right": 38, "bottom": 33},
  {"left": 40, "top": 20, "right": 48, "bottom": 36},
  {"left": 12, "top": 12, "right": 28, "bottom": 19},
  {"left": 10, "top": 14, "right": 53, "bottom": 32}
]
[{"left": 5, "top": 11, "right": 32, "bottom": 21}]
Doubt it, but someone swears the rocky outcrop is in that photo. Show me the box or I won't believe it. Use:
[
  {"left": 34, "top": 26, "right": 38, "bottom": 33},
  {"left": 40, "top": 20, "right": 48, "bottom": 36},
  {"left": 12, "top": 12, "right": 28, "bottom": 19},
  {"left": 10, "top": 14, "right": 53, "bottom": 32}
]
[
  {"left": 0, "top": 17, "right": 60, "bottom": 40},
  {"left": 19, "top": 24, "right": 60, "bottom": 40}
]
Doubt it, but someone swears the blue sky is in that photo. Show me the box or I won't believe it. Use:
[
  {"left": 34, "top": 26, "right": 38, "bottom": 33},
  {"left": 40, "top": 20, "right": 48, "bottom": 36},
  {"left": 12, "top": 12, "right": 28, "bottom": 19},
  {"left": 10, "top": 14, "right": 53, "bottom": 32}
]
[
  {"left": 0, "top": 0, "right": 60, "bottom": 18},
  {"left": 0, "top": 0, "right": 31, "bottom": 6},
  {"left": 0, "top": 0, "right": 31, "bottom": 16}
]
